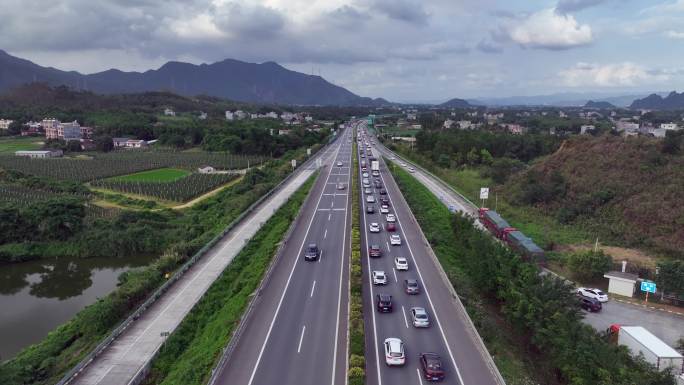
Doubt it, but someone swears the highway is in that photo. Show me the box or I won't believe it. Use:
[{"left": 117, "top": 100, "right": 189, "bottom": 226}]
[
  {"left": 212, "top": 128, "right": 353, "bottom": 385},
  {"left": 356, "top": 123, "right": 503, "bottom": 385},
  {"left": 63, "top": 134, "right": 346, "bottom": 385}
]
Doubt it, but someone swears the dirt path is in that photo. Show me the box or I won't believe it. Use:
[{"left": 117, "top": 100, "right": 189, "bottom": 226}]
[{"left": 172, "top": 176, "right": 243, "bottom": 209}]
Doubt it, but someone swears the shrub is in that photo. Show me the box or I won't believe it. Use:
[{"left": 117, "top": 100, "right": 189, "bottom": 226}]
[{"left": 567, "top": 250, "right": 612, "bottom": 282}]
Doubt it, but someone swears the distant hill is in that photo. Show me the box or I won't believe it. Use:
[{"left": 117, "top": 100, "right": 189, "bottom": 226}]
[
  {"left": 439, "top": 97, "right": 471, "bottom": 108},
  {"left": 472, "top": 92, "right": 662, "bottom": 107},
  {"left": 505, "top": 136, "right": 684, "bottom": 256},
  {"left": 584, "top": 100, "right": 615, "bottom": 109},
  {"left": 0, "top": 49, "right": 387, "bottom": 106},
  {"left": 630, "top": 91, "right": 684, "bottom": 110}
]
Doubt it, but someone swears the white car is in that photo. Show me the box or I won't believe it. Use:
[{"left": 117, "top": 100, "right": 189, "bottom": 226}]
[
  {"left": 380, "top": 205, "right": 390, "bottom": 214},
  {"left": 365, "top": 188, "right": 373, "bottom": 195},
  {"left": 384, "top": 338, "right": 405, "bottom": 366},
  {"left": 386, "top": 214, "right": 396, "bottom": 223},
  {"left": 372, "top": 270, "right": 387, "bottom": 285},
  {"left": 337, "top": 161, "right": 343, "bottom": 167},
  {"left": 577, "top": 287, "right": 608, "bottom": 302},
  {"left": 369, "top": 223, "right": 381, "bottom": 233},
  {"left": 390, "top": 234, "right": 402, "bottom": 246},
  {"left": 400, "top": 162, "right": 406, "bottom": 167},
  {"left": 394, "top": 257, "right": 408, "bottom": 271},
  {"left": 408, "top": 167, "right": 415, "bottom": 173},
  {"left": 366, "top": 195, "right": 376, "bottom": 203},
  {"left": 410, "top": 307, "right": 430, "bottom": 328},
  {"left": 362, "top": 172, "right": 369, "bottom": 178}
]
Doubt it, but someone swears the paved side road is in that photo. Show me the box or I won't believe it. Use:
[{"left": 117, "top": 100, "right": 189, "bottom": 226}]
[{"left": 67, "top": 143, "right": 342, "bottom": 385}]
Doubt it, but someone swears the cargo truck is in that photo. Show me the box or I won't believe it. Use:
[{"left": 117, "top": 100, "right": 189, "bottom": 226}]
[
  {"left": 371, "top": 160, "right": 380, "bottom": 172},
  {"left": 479, "top": 208, "right": 546, "bottom": 265},
  {"left": 478, "top": 208, "right": 514, "bottom": 239},
  {"left": 609, "top": 325, "right": 684, "bottom": 375}
]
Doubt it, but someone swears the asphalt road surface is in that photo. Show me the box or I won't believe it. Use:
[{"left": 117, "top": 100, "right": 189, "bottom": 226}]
[
  {"left": 213, "top": 129, "right": 353, "bottom": 385},
  {"left": 356, "top": 126, "right": 502, "bottom": 385}
]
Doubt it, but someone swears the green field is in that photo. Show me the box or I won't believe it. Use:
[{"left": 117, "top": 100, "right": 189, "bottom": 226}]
[
  {"left": 0, "top": 137, "right": 43, "bottom": 154},
  {"left": 112, "top": 168, "right": 190, "bottom": 182}
]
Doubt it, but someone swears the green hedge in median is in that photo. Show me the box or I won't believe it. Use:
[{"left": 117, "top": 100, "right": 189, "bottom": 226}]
[{"left": 348, "top": 139, "right": 365, "bottom": 385}]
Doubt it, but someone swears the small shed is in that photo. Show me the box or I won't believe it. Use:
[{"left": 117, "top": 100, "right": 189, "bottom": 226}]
[
  {"left": 604, "top": 271, "right": 638, "bottom": 298},
  {"left": 198, "top": 166, "right": 215, "bottom": 174}
]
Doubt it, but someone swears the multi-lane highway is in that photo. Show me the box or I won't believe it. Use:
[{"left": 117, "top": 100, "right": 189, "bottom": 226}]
[
  {"left": 356, "top": 123, "right": 503, "bottom": 385},
  {"left": 212, "top": 128, "right": 353, "bottom": 385}
]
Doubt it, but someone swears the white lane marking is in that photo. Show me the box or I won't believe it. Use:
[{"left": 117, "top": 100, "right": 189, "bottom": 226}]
[
  {"left": 246, "top": 141, "right": 344, "bottom": 385},
  {"left": 377, "top": 156, "right": 467, "bottom": 385},
  {"left": 324, "top": 229, "right": 328, "bottom": 239},
  {"left": 417, "top": 368, "right": 425, "bottom": 385},
  {"left": 402, "top": 305, "right": 409, "bottom": 329},
  {"left": 297, "top": 325, "right": 306, "bottom": 353},
  {"left": 359, "top": 144, "right": 383, "bottom": 385},
  {"left": 393, "top": 268, "right": 398, "bottom": 283},
  {"left": 310, "top": 280, "right": 316, "bottom": 298},
  {"left": 328, "top": 213, "right": 332, "bottom": 221},
  {"left": 386, "top": 241, "right": 390, "bottom": 253},
  {"left": 319, "top": 249, "right": 323, "bottom": 263},
  {"left": 331, "top": 138, "right": 352, "bottom": 385}
]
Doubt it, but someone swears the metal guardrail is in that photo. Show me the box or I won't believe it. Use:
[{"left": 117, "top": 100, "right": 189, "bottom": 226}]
[
  {"left": 56, "top": 137, "right": 338, "bottom": 385},
  {"left": 206, "top": 168, "right": 324, "bottom": 385}
]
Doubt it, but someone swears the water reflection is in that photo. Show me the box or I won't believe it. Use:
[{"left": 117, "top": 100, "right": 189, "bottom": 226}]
[{"left": 0, "top": 255, "right": 153, "bottom": 360}]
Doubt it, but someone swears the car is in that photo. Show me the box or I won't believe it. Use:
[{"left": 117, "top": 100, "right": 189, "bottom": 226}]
[
  {"left": 376, "top": 294, "right": 393, "bottom": 312},
  {"left": 405, "top": 279, "right": 420, "bottom": 294},
  {"left": 386, "top": 222, "right": 396, "bottom": 232},
  {"left": 380, "top": 205, "right": 390, "bottom": 214},
  {"left": 361, "top": 154, "right": 365, "bottom": 158},
  {"left": 380, "top": 197, "right": 390, "bottom": 206},
  {"left": 304, "top": 243, "right": 320, "bottom": 261},
  {"left": 372, "top": 270, "right": 387, "bottom": 285},
  {"left": 364, "top": 187, "right": 373, "bottom": 195},
  {"left": 366, "top": 195, "right": 375, "bottom": 203},
  {"left": 369, "top": 223, "right": 381, "bottom": 233},
  {"left": 337, "top": 183, "right": 345, "bottom": 190},
  {"left": 336, "top": 161, "right": 343, "bottom": 167},
  {"left": 366, "top": 205, "right": 375, "bottom": 214},
  {"left": 369, "top": 244, "right": 382, "bottom": 258},
  {"left": 390, "top": 156, "right": 395, "bottom": 160},
  {"left": 390, "top": 234, "right": 402, "bottom": 245},
  {"left": 400, "top": 162, "right": 407, "bottom": 167},
  {"left": 408, "top": 167, "right": 415, "bottom": 173},
  {"left": 362, "top": 172, "right": 369, "bottom": 178},
  {"left": 362, "top": 178, "right": 370, "bottom": 186},
  {"left": 577, "top": 287, "right": 608, "bottom": 302},
  {"left": 372, "top": 170, "right": 380, "bottom": 177},
  {"left": 361, "top": 166, "right": 367, "bottom": 171},
  {"left": 394, "top": 257, "right": 408, "bottom": 270},
  {"left": 419, "top": 353, "right": 445, "bottom": 381},
  {"left": 386, "top": 214, "right": 396, "bottom": 222},
  {"left": 384, "top": 338, "right": 406, "bottom": 366},
  {"left": 379, "top": 189, "right": 387, "bottom": 195},
  {"left": 374, "top": 181, "right": 382, "bottom": 188},
  {"left": 579, "top": 297, "right": 602, "bottom": 312},
  {"left": 411, "top": 307, "right": 430, "bottom": 328}
]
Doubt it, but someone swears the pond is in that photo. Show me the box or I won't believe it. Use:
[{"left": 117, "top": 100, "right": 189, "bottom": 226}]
[{"left": 0, "top": 255, "right": 153, "bottom": 360}]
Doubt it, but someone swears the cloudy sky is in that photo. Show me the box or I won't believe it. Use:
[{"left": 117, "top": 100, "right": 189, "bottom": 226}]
[{"left": 2, "top": 0, "right": 683, "bottom": 102}]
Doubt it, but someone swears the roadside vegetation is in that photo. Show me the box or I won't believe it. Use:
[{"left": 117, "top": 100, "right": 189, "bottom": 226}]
[
  {"left": 348, "top": 140, "right": 365, "bottom": 385},
  {"left": 390, "top": 164, "right": 676, "bottom": 385},
  {"left": 140, "top": 172, "right": 317, "bottom": 385}
]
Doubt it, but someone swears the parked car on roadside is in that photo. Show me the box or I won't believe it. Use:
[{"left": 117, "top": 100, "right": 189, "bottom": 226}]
[
  {"left": 577, "top": 287, "right": 608, "bottom": 302},
  {"left": 579, "top": 297, "right": 602, "bottom": 312}
]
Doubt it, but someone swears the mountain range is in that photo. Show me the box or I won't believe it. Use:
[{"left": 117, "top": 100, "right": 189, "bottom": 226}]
[
  {"left": 468, "top": 92, "right": 669, "bottom": 107},
  {"left": 0, "top": 49, "right": 388, "bottom": 106},
  {"left": 439, "top": 97, "right": 471, "bottom": 108},
  {"left": 630, "top": 91, "right": 684, "bottom": 110}
]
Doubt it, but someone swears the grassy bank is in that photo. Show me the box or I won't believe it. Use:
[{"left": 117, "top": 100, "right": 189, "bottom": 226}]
[
  {"left": 389, "top": 164, "right": 675, "bottom": 385},
  {"left": 348, "top": 140, "right": 365, "bottom": 385},
  {"left": 141, "top": 171, "right": 317, "bottom": 385}
]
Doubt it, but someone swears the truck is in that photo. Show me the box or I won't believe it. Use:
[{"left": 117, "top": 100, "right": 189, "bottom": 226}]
[
  {"left": 371, "top": 160, "right": 380, "bottom": 172},
  {"left": 478, "top": 208, "right": 514, "bottom": 239},
  {"left": 479, "top": 208, "right": 546, "bottom": 265},
  {"left": 609, "top": 325, "right": 684, "bottom": 375}
]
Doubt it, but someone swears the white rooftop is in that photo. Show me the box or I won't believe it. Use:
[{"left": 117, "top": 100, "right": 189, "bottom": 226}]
[{"left": 621, "top": 326, "right": 683, "bottom": 358}]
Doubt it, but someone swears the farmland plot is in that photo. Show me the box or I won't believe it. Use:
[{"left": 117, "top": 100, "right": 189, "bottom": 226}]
[{"left": 92, "top": 173, "right": 239, "bottom": 202}]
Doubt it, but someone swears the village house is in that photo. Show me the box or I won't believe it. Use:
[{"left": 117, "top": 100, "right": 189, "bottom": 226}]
[
  {"left": 15, "top": 149, "right": 63, "bottom": 158},
  {"left": 0, "top": 119, "right": 14, "bottom": 130}
]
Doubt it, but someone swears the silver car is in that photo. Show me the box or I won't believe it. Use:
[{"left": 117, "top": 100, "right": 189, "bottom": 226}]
[{"left": 411, "top": 307, "right": 430, "bottom": 328}]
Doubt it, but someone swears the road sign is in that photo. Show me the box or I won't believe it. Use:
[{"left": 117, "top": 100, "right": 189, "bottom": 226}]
[
  {"left": 307, "top": 148, "right": 311, "bottom": 156},
  {"left": 640, "top": 281, "right": 656, "bottom": 293},
  {"left": 479, "top": 187, "right": 489, "bottom": 200},
  {"left": 291, "top": 159, "right": 297, "bottom": 169}
]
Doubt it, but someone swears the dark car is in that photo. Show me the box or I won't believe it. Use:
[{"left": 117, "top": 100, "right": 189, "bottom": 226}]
[
  {"left": 379, "top": 189, "right": 387, "bottom": 195},
  {"left": 304, "top": 243, "right": 320, "bottom": 261},
  {"left": 376, "top": 294, "right": 393, "bottom": 312},
  {"left": 579, "top": 297, "right": 602, "bottom": 312},
  {"left": 419, "top": 353, "right": 445, "bottom": 381},
  {"left": 380, "top": 197, "right": 390, "bottom": 205},
  {"left": 369, "top": 244, "right": 382, "bottom": 258},
  {"left": 374, "top": 181, "right": 382, "bottom": 188},
  {"left": 386, "top": 222, "right": 396, "bottom": 232},
  {"left": 366, "top": 205, "right": 375, "bottom": 214},
  {"left": 405, "top": 279, "right": 420, "bottom": 294}
]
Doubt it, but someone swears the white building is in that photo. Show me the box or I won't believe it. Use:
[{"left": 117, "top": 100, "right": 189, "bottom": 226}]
[
  {"left": 281, "top": 112, "right": 295, "bottom": 121},
  {"left": 234, "top": 110, "right": 247, "bottom": 120},
  {"left": 265, "top": 111, "right": 279, "bottom": 119},
  {"left": 60, "top": 121, "right": 82, "bottom": 141},
  {"left": 457, "top": 120, "right": 473, "bottom": 130},
  {"left": 305, "top": 116, "right": 313, "bottom": 122},
  {"left": 0, "top": 119, "right": 14, "bottom": 130},
  {"left": 580, "top": 125, "right": 595, "bottom": 134},
  {"left": 443, "top": 119, "right": 454, "bottom": 129},
  {"left": 198, "top": 112, "right": 207, "bottom": 120},
  {"left": 15, "top": 150, "right": 63, "bottom": 158},
  {"left": 251, "top": 113, "right": 258, "bottom": 119},
  {"left": 406, "top": 113, "right": 417, "bottom": 120},
  {"left": 660, "top": 123, "right": 680, "bottom": 131},
  {"left": 164, "top": 108, "right": 176, "bottom": 116},
  {"left": 225, "top": 111, "right": 234, "bottom": 121},
  {"left": 198, "top": 166, "right": 216, "bottom": 174}
]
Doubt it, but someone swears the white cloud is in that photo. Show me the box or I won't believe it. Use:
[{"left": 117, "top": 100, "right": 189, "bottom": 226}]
[
  {"left": 558, "top": 62, "right": 671, "bottom": 87},
  {"left": 666, "top": 30, "right": 684, "bottom": 39},
  {"left": 507, "top": 8, "right": 593, "bottom": 50}
]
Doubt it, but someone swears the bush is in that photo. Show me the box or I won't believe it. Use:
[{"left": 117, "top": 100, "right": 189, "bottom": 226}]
[{"left": 567, "top": 250, "right": 612, "bottom": 282}]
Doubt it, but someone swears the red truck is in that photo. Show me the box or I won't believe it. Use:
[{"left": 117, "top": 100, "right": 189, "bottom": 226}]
[{"left": 478, "top": 208, "right": 546, "bottom": 265}]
